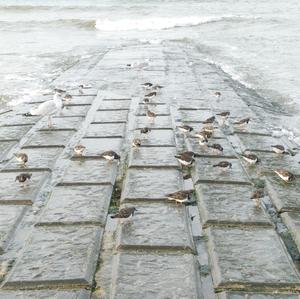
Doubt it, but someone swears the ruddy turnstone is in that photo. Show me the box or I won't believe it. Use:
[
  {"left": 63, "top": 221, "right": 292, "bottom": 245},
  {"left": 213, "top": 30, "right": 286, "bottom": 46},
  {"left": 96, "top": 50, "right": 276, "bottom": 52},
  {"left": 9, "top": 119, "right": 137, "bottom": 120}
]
[
  {"left": 140, "top": 127, "right": 151, "bottom": 134},
  {"left": 101, "top": 151, "right": 120, "bottom": 161},
  {"left": 250, "top": 188, "right": 265, "bottom": 207},
  {"left": 15, "top": 173, "right": 32, "bottom": 184},
  {"left": 202, "top": 126, "right": 214, "bottom": 137},
  {"left": 132, "top": 138, "right": 141, "bottom": 148},
  {"left": 273, "top": 169, "right": 295, "bottom": 182},
  {"left": 214, "top": 91, "right": 221, "bottom": 98},
  {"left": 14, "top": 153, "right": 28, "bottom": 165},
  {"left": 145, "top": 91, "right": 157, "bottom": 98},
  {"left": 241, "top": 153, "right": 259, "bottom": 165},
  {"left": 195, "top": 131, "right": 209, "bottom": 142},
  {"left": 146, "top": 109, "right": 156, "bottom": 121},
  {"left": 166, "top": 190, "right": 193, "bottom": 204},
  {"left": 216, "top": 111, "right": 230, "bottom": 118},
  {"left": 143, "top": 97, "right": 150, "bottom": 104},
  {"left": 74, "top": 145, "right": 86, "bottom": 156},
  {"left": 208, "top": 143, "right": 223, "bottom": 154},
  {"left": 202, "top": 116, "right": 216, "bottom": 125},
  {"left": 54, "top": 88, "right": 66, "bottom": 96},
  {"left": 111, "top": 207, "right": 137, "bottom": 219},
  {"left": 141, "top": 82, "right": 153, "bottom": 89},
  {"left": 179, "top": 151, "right": 200, "bottom": 158},
  {"left": 233, "top": 117, "right": 250, "bottom": 126},
  {"left": 213, "top": 161, "right": 232, "bottom": 170},
  {"left": 271, "top": 145, "right": 285, "bottom": 154},
  {"left": 63, "top": 94, "right": 72, "bottom": 102},
  {"left": 177, "top": 125, "right": 193, "bottom": 134},
  {"left": 175, "top": 153, "right": 195, "bottom": 167}
]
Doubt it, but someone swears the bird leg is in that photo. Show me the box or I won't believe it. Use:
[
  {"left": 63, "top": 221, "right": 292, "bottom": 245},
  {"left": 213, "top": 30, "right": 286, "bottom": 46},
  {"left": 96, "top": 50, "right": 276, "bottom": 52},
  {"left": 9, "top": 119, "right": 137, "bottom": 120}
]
[{"left": 48, "top": 115, "right": 53, "bottom": 128}]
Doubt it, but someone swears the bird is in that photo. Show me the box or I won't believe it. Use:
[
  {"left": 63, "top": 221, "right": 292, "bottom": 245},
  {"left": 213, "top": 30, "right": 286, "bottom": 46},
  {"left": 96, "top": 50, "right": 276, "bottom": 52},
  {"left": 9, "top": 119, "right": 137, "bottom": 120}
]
[
  {"left": 166, "top": 190, "right": 194, "bottom": 204},
  {"left": 250, "top": 189, "right": 265, "bottom": 207},
  {"left": 145, "top": 91, "right": 157, "bottom": 98},
  {"left": 14, "top": 153, "right": 28, "bottom": 165},
  {"left": 216, "top": 111, "right": 230, "bottom": 118},
  {"left": 202, "top": 116, "right": 215, "bottom": 125},
  {"left": 152, "top": 84, "right": 164, "bottom": 91},
  {"left": 78, "top": 83, "right": 92, "bottom": 94},
  {"left": 214, "top": 91, "right": 221, "bottom": 98},
  {"left": 111, "top": 207, "right": 137, "bottom": 219},
  {"left": 23, "top": 90, "right": 63, "bottom": 127},
  {"left": 15, "top": 173, "right": 32, "bottom": 185},
  {"left": 195, "top": 131, "right": 209, "bottom": 143},
  {"left": 143, "top": 98, "right": 150, "bottom": 104},
  {"left": 177, "top": 125, "right": 193, "bottom": 134},
  {"left": 271, "top": 145, "right": 286, "bottom": 154},
  {"left": 132, "top": 138, "right": 141, "bottom": 148},
  {"left": 213, "top": 161, "right": 232, "bottom": 170},
  {"left": 179, "top": 151, "right": 199, "bottom": 158},
  {"left": 146, "top": 109, "right": 156, "bottom": 121},
  {"left": 233, "top": 117, "right": 250, "bottom": 126},
  {"left": 140, "top": 127, "right": 151, "bottom": 134},
  {"left": 273, "top": 169, "right": 295, "bottom": 182},
  {"left": 54, "top": 88, "right": 66, "bottom": 96},
  {"left": 175, "top": 153, "right": 195, "bottom": 167},
  {"left": 74, "top": 145, "right": 86, "bottom": 156},
  {"left": 63, "top": 94, "right": 72, "bottom": 102},
  {"left": 101, "top": 150, "right": 120, "bottom": 161},
  {"left": 202, "top": 126, "right": 214, "bottom": 137},
  {"left": 241, "top": 153, "right": 259, "bottom": 165},
  {"left": 141, "top": 82, "right": 153, "bottom": 89},
  {"left": 208, "top": 144, "right": 223, "bottom": 154}
]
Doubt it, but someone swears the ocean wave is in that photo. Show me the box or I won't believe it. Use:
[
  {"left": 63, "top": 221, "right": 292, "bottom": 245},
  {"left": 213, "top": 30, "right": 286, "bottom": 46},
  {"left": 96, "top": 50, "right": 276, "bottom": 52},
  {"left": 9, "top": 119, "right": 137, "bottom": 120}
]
[
  {"left": 95, "top": 15, "right": 260, "bottom": 31},
  {"left": 0, "top": 19, "right": 96, "bottom": 30}
]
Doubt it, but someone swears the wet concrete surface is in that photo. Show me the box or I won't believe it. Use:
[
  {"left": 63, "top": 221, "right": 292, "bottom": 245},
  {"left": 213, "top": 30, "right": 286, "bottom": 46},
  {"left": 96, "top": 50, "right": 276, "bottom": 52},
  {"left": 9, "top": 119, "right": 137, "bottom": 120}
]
[{"left": 0, "top": 43, "right": 299, "bottom": 299}]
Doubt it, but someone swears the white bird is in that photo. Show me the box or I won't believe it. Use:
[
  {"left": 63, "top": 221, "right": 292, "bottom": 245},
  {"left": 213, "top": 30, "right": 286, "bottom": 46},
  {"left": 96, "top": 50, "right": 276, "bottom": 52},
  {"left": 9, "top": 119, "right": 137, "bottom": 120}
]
[{"left": 24, "top": 91, "right": 63, "bottom": 127}]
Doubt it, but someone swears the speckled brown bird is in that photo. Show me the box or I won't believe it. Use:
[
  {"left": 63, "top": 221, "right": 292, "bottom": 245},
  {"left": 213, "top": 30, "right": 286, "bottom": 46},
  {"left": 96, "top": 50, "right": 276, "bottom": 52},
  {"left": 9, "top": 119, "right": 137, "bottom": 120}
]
[
  {"left": 216, "top": 111, "right": 230, "bottom": 118},
  {"left": 202, "top": 116, "right": 215, "bottom": 125},
  {"left": 271, "top": 145, "right": 285, "bottom": 154},
  {"left": 74, "top": 145, "right": 86, "bottom": 156},
  {"left": 15, "top": 173, "right": 32, "bottom": 183},
  {"left": 147, "top": 109, "right": 156, "bottom": 120},
  {"left": 111, "top": 207, "right": 137, "bottom": 219},
  {"left": 14, "top": 153, "right": 28, "bottom": 165},
  {"left": 132, "top": 138, "right": 141, "bottom": 148},
  {"left": 273, "top": 169, "right": 295, "bottom": 182},
  {"left": 214, "top": 91, "right": 221, "bottom": 97},
  {"left": 250, "top": 189, "right": 265, "bottom": 207},
  {"left": 177, "top": 125, "right": 193, "bottom": 134},
  {"left": 233, "top": 117, "right": 250, "bottom": 126},
  {"left": 208, "top": 143, "right": 223, "bottom": 153},
  {"left": 175, "top": 153, "right": 195, "bottom": 167},
  {"left": 145, "top": 91, "right": 157, "bottom": 98},
  {"left": 140, "top": 127, "right": 151, "bottom": 134},
  {"left": 241, "top": 153, "right": 259, "bottom": 165},
  {"left": 213, "top": 161, "right": 232, "bottom": 170},
  {"left": 166, "top": 190, "right": 194, "bottom": 204},
  {"left": 101, "top": 150, "right": 120, "bottom": 161}
]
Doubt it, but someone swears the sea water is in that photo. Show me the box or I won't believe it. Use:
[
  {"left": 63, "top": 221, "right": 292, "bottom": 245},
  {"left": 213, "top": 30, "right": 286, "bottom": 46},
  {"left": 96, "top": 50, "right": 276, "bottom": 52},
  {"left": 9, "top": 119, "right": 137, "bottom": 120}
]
[{"left": 0, "top": 0, "right": 299, "bottom": 143}]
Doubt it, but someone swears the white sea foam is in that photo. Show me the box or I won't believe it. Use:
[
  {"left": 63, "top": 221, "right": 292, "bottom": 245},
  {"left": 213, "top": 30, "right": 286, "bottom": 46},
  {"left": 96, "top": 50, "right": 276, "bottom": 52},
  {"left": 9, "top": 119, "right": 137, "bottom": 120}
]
[{"left": 95, "top": 16, "right": 254, "bottom": 31}]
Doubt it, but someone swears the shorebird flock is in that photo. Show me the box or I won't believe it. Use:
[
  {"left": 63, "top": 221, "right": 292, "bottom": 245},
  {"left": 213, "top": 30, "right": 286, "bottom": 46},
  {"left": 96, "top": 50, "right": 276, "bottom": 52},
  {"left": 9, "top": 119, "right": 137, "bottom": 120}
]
[{"left": 13, "top": 84, "right": 298, "bottom": 220}]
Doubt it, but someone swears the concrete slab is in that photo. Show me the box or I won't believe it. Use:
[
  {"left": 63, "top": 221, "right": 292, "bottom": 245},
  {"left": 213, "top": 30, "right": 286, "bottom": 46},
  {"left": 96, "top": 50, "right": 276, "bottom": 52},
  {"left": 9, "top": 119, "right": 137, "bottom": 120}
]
[
  {"left": 85, "top": 123, "right": 125, "bottom": 138},
  {"left": 281, "top": 212, "right": 300, "bottom": 252},
  {"left": 129, "top": 146, "right": 178, "bottom": 168},
  {"left": 61, "top": 159, "right": 117, "bottom": 185},
  {"left": 206, "top": 226, "right": 300, "bottom": 291},
  {"left": 193, "top": 157, "right": 250, "bottom": 184},
  {"left": 195, "top": 183, "right": 271, "bottom": 227},
  {"left": 116, "top": 202, "right": 193, "bottom": 251},
  {"left": 37, "top": 185, "right": 113, "bottom": 226},
  {"left": 111, "top": 253, "right": 199, "bottom": 299},
  {"left": 92, "top": 110, "right": 128, "bottom": 123},
  {"left": 0, "top": 171, "right": 49, "bottom": 205},
  {"left": 134, "top": 129, "right": 175, "bottom": 146},
  {"left": 5, "top": 226, "right": 102, "bottom": 289},
  {"left": 23, "top": 130, "right": 75, "bottom": 148},
  {"left": 121, "top": 168, "right": 181, "bottom": 201}
]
